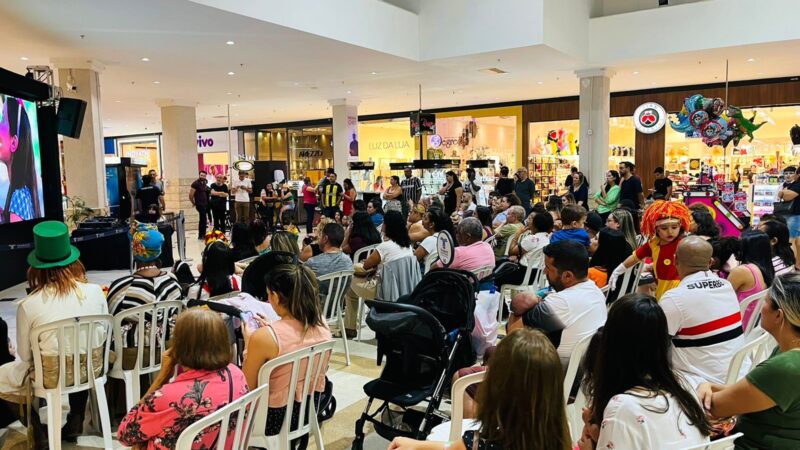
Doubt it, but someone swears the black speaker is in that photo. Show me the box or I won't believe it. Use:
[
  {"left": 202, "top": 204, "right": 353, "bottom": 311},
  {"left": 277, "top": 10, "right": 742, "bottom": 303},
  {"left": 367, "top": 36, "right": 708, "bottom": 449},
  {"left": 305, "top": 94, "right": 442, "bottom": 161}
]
[{"left": 56, "top": 97, "right": 87, "bottom": 139}]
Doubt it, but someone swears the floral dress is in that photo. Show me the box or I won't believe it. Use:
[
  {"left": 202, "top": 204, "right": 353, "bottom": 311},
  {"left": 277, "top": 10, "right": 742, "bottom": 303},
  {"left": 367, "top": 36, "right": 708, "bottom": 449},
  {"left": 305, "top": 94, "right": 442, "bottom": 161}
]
[{"left": 118, "top": 363, "right": 249, "bottom": 450}]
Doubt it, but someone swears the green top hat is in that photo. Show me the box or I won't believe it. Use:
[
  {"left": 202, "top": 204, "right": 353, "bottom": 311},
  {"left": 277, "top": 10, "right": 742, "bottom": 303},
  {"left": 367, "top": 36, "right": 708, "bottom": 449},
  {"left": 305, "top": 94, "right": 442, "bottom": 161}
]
[{"left": 27, "top": 221, "right": 80, "bottom": 269}]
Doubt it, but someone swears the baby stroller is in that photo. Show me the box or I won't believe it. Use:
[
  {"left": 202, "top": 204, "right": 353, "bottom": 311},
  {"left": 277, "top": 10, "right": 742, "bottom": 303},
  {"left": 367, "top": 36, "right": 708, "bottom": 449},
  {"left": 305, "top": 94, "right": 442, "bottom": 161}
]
[{"left": 351, "top": 269, "right": 478, "bottom": 449}]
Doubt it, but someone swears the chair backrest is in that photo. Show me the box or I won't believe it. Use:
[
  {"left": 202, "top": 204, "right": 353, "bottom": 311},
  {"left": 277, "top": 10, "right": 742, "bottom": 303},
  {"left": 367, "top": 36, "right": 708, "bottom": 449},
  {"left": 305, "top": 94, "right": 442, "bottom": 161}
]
[
  {"left": 483, "top": 234, "right": 496, "bottom": 247},
  {"left": 30, "top": 314, "right": 113, "bottom": 394},
  {"left": 725, "top": 328, "right": 770, "bottom": 385},
  {"left": 563, "top": 333, "right": 595, "bottom": 443},
  {"left": 424, "top": 251, "right": 439, "bottom": 273},
  {"left": 502, "top": 231, "right": 517, "bottom": 256},
  {"left": 207, "top": 291, "right": 242, "bottom": 302},
  {"left": 473, "top": 265, "right": 495, "bottom": 282},
  {"left": 353, "top": 243, "right": 379, "bottom": 264},
  {"left": 111, "top": 300, "right": 184, "bottom": 376},
  {"left": 739, "top": 289, "right": 768, "bottom": 336},
  {"left": 318, "top": 270, "right": 355, "bottom": 322},
  {"left": 378, "top": 255, "right": 422, "bottom": 302},
  {"left": 677, "top": 433, "right": 742, "bottom": 450},
  {"left": 607, "top": 261, "right": 643, "bottom": 301},
  {"left": 253, "top": 340, "right": 335, "bottom": 444},
  {"left": 448, "top": 371, "right": 486, "bottom": 442},
  {"left": 175, "top": 384, "right": 269, "bottom": 450}
]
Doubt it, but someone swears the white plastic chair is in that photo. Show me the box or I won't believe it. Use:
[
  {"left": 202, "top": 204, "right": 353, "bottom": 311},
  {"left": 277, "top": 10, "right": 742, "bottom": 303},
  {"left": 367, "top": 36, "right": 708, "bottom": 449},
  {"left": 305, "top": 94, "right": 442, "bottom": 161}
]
[
  {"left": 499, "top": 264, "right": 546, "bottom": 326},
  {"left": 109, "top": 300, "right": 184, "bottom": 411},
  {"left": 448, "top": 371, "right": 486, "bottom": 442},
  {"left": 483, "top": 234, "right": 496, "bottom": 247},
  {"left": 678, "top": 433, "right": 742, "bottom": 450},
  {"left": 30, "top": 314, "right": 114, "bottom": 450},
  {"left": 739, "top": 289, "right": 768, "bottom": 337},
  {"left": 473, "top": 265, "right": 495, "bottom": 282},
  {"left": 318, "top": 270, "right": 355, "bottom": 366},
  {"left": 175, "top": 384, "right": 269, "bottom": 450},
  {"left": 250, "top": 340, "right": 335, "bottom": 450},
  {"left": 424, "top": 251, "right": 439, "bottom": 274},
  {"left": 563, "top": 333, "right": 594, "bottom": 444},
  {"left": 607, "top": 261, "right": 644, "bottom": 301},
  {"left": 353, "top": 244, "right": 380, "bottom": 342},
  {"left": 725, "top": 328, "right": 770, "bottom": 385}
]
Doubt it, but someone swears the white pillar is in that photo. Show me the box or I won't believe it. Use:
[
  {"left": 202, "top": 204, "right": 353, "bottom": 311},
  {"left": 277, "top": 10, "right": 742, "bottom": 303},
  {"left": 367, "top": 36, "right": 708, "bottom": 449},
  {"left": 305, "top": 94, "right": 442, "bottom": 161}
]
[
  {"left": 158, "top": 101, "right": 198, "bottom": 228},
  {"left": 329, "top": 99, "right": 359, "bottom": 178},
  {"left": 54, "top": 59, "right": 107, "bottom": 211},
  {"left": 576, "top": 68, "right": 614, "bottom": 205}
]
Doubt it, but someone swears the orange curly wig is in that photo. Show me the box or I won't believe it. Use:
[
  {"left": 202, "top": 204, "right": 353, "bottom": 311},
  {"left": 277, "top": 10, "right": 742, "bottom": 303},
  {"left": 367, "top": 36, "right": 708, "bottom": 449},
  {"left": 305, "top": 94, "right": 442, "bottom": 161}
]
[{"left": 640, "top": 200, "right": 692, "bottom": 237}]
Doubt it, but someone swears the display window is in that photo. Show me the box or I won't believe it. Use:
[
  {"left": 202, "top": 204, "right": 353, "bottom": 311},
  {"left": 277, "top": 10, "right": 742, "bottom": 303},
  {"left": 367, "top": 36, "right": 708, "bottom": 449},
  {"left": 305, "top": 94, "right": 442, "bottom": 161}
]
[
  {"left": 609, "top": 117, "right": 636, "bottom": 171},
  {"left": 431, "top": 111, "right": 519, "bottom": 170},
  {"left": 289, "top": 127, "right": 333, "bottom": 183},
  {"left": 355, "top": 119, "right": 417, "bottom": 193},
  {"left": 117, "top": 136, "right": 161, "bottom": 175},
  {"left": 198, "top": 152, "right": 229, "bottom": 179},
  {"left": 528, "top": 120, "right": 579, "bottom": 201}
]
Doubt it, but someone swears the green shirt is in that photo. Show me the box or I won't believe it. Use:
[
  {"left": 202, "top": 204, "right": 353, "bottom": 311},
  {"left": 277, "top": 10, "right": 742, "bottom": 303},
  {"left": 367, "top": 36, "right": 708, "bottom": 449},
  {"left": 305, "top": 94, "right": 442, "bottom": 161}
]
[
  {"left": 494, "top": 223, "right": 522, "bottom": 258},
  {"left": 735, "top": 348, "right": 800, "bottom": 449},
  {"left": 594, "top": 185, "right": 621, "bottom": 214}
]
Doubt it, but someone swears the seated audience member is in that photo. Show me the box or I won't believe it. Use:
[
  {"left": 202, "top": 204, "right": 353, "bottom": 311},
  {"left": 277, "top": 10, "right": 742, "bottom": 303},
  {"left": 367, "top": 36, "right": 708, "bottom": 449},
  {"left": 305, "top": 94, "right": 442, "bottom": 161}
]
[
  {"left": 108, "top": 222, "right": 182, "bottom": 315},
  {"left": 187, "top": 241, "right": 241, "bottom": 300},
  {"left": 491, "top": 194, "right": 520, "bottom": 228},
  {"left": 343, "top": 211, "right": 382, "bottom": 258},
  {"left": 728, "top": 230, "right": 774, "bottom": 328},
  {"left": 493, "top": 205, "right": 525, "bottom": 258},
  {"left": 250, "top": 219, "right": 270, "bottom": 255},
  {"left": 0, "top": 222, "right": 108, "bottom": 446},
  {"left": 415, "top": 208, "right": 456, "bottom": 263},
  {"left": 389, "top": 329, "right": 571, "bottom": 450},
  {"left": 587, "top": 228, "right": 632, "bottom": 289},
  {"left": 759, "top": 219, "right": 797, "bottom": 274},
  {"left": 690, "top": 209, "right": 721, "bottom": 240},
  {"left": 457, "top": 192, "right": 477, "bottom": 216},
  {"left": 549, "top": 204, "right": 591, "bottom": 248},
  {"left": 697, "top": 272, "right": 800, "bottom": 450},
  {"left": 269, "top": 230, "right": 300, "bottom": 255},
  {"left": 475, "top": 205, "right": 494, "bottom": 240},
  {"left": 579, "top": 294, "right": 712, "bottom": 450},
  {"left": 352, "top": 199, "right": 367, "bottom": 213},
  {"left": 435, "top": 217, "right": 495, "bottom": 274},
  {"left": 280, "top": 215, "right": 300, "bottom": 236},
  {"left": 710, "top": 236, "right": 740, "bottom": 278},
  {"left": 508, "top": 240, "right": 606, "bottom": 366},
  {"left": 299, "top": 216, "right": 335, "bottom": 262},
  {"left": 305, "top": 223, "right": 353, "bottom": 297},
  {"left": 605, "top": 208, "right": 639, "bottom": 251},
  {"left": 495, "top": 211, "right": 553, "bottom": 287},
  {"left": 118, "top": 308, "right": 248, "bottom": 449},
  {"left": 230, "top": 222, "right": 258, "bottom": 262},
  {"left": 407, "top": 203, "right": 430, "bottom": 244},
  {"left": 367, "top": 197, "right": 385, "bottom": 227},
  {"left": 584, "top": 212, "right": 603, "bottom": 253},
  {"left": 659, "top": 237, "right": 744, "bottom": 387},
  {"left": 241, "top": 264, "right": 332, "bottom": 437}
]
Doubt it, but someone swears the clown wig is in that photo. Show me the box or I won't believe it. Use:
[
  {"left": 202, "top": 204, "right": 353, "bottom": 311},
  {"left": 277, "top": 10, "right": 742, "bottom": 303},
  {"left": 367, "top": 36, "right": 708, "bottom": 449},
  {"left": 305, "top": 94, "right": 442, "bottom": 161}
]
[{"left": 640, "top": 200, "right": 692, "bottom": 238}]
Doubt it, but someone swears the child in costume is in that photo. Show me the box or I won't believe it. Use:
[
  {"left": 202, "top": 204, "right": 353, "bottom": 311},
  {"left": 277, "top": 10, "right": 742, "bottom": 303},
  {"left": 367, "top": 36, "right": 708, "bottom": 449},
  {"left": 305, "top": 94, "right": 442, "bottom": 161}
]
[{"left": 608, "top": 200, "right": 692, "bottom": 300}]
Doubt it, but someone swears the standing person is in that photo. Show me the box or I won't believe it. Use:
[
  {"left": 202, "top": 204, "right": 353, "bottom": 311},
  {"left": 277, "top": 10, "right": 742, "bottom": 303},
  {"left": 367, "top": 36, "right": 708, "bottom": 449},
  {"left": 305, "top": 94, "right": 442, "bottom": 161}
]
[
  {"left": 209, "top": 173, "right": 229, "bottom": 233},
  {"left": 463, "top": 168, "right": 481, "bottom": 206},
  {"left": 136, "top": 174, "right": 164, "bottom": 213},
  {"left": 342, "top": 178, "right": 357, "bottom": 217},
  {"left": 564, "top": 166, "right": 578, "bottom": 189},
  {"left": 231, "top": 171, "right": 253, "bottom": 224},
  {"left": 439, "top": 170, "right": 463, "bottom": 216},
  {"left": 776, "top": 165, "right": 800, "bottom": 261},
  {"left": 732, "top": 164, "right": 743, "bottom": 192},
  {"left": 383, "top": 175, "right": 403, "bottom": 213},
  {"left": 259, "top": 183, "right": 280, "bottom": 229},
  {"left": 514, "top": 167, "right": 536, "bottom": 215},
  {"left": 400, "top": 167, "right": 422, "bottom": 218},
  {"left": 147, "top": 169, "right": 163, "bottom": 192},
  {"left": 593, "top": 170, "right": 621, "bottom": 222},
  {"left": 494, "top": 166, "right": 514, "bottom": 196},
  {"left": 302, "top": 177, "right": 318, "bottom": 234},
  {"left": 189, "top": 170, "right": 210, "bottom": 238},
  {"left": 321, "top": 172, "right": 344, "bottom": 218},
  {"left": 652, "top": 166, "right": 674, "bottom": 200},
  {"left": 618, "top": 161, "right": 644, "bottom": 209},
  {"left": 569, "top": 171, "right": 589, "bottom": 210},
  {"left": 277, "top": 181, "right": 296, "bottom": 226}
]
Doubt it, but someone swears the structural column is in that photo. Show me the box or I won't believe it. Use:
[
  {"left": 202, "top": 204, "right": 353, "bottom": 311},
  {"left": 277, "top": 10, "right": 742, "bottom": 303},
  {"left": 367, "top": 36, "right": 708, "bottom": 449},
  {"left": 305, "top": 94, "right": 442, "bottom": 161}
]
[
  {"left": 159, "top": 101, "right": 199, "bottom": 230},
  {"left": 54, "top": 60, "right": 107, "bottom": 211},
  {"left": 329, "top": 99, "right": 359, "bottom": 178},
  {"left": 577, "top": 69, "right": 614, "bottom": 206}
]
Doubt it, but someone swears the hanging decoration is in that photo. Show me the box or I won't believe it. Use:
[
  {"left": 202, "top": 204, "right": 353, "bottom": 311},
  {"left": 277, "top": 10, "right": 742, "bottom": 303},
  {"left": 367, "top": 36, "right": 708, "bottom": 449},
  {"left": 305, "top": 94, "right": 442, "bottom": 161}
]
[
  {"left": 531, "top": 129, "right": 578, "bottom": 156},
  {"left": 669, "top": 94, "right": 766, "bottom": 147}
]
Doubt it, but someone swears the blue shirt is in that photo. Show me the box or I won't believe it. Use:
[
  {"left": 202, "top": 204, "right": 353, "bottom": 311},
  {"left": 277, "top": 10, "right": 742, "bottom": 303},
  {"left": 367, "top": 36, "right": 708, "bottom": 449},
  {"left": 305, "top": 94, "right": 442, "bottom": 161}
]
[
  {"left": 550, "top": 228, "right": 591, "bottom": 248},
  {"left": 371, "top": 213, "right": 384, "bottom": 227}
]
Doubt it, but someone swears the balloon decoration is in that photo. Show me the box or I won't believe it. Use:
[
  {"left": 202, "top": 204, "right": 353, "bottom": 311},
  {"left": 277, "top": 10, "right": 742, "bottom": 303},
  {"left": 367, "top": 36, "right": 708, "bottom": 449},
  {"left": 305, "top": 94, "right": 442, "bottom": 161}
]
[
  {"left": 669, "top": 95, "right": 765, "bottom": 147},
  {"left": 532, "top": 129, "right": 578, "bottom": 156}
]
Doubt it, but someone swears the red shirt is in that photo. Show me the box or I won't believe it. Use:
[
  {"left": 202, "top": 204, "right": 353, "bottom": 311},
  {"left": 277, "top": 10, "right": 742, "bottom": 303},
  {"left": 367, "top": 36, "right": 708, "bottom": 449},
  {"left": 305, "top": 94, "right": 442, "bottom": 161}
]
[
  {"left": 635, "top": 235, "right": 683, "bottom": 300},
  {"left": 303, "top": 183, "right": 317, "bottom": 205}
]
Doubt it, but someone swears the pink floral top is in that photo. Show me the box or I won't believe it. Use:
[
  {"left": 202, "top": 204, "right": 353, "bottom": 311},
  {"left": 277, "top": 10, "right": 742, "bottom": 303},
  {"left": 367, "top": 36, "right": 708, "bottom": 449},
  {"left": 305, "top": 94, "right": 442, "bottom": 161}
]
[{"left": 118, "top": 363, "right": 249, "bottom": 450}]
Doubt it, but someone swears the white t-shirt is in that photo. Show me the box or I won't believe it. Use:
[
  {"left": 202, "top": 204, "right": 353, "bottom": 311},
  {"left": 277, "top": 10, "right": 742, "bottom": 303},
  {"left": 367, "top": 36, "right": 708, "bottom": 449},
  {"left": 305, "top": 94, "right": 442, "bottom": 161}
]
[
  {"left": 233, "top": 178, "right": 252, "bottom": 202},
  {"left": 660, "top": 271, "right": 744, "bottom": 386},
  {"left": 377, "top": 239, "right": 413, "bottom": 273},
  {"left": 519, "top": 231, "right": 549, "bottom": 268},
  {"left": 597, "top": 390, "right": 709, "bottom": 450},
  {"left": 420, "top": 232, "right": 440, "bottom": 256},
  {"left": 522, "top": 280, "right": 606, "bottom": 364}
]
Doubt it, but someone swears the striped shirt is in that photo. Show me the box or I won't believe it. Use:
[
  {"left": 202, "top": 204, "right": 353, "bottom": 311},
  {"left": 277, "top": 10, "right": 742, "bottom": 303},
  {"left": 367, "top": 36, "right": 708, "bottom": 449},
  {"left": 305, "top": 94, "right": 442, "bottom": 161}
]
[
  {"left": 322, "top": 183, "right": 343, "bottom": 208},
  {"left": 107, "top": 272, "right": 183, "bottom": 316},
  {"left": 401, "top": 176, "right": 422, "bottom": 204},
  {"left": 773, "top": 255, "right": 795, "bottom": 277}
]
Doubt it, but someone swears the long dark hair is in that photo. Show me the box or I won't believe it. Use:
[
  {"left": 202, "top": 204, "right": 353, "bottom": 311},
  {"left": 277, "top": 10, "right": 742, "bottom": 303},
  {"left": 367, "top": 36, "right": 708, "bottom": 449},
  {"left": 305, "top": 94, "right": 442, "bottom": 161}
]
[
  {"left": 3, "top": 98, "right": 40, "bottom": 222},
  {"left": 585, "top": 293, "right": 712, "bottom": 436},
  {"left": 368, "top": 197, "right": 384, "bottom": 216},
  {"left": 737, "top": 230, "right": 775, "bottom": 287},
  {"left": 425, "top": 207, "right": 458, "bottom": 247},
  {"left": 343, "top": 178, "right": 355, "bottom": 191},
  {"left": 383, "top": 210, "right": 411, "bottom": 247},
  {"left": 590, "top": 229, "right": 632, "bottom": 274},
  {"left": 265, "top": 264, "right": 324, "bottom": 329},
  {"left": 476, "top": 206, "right": 493, "bottom": 228},
  {"left": 691, "top": 210, "right": 720, "bottom": 239},
  {"left": 196, "top": 241, "right": 235, "bottom": 298},
  {"left": 606, "top": 170, "right": 620, "bottom": 190},
  {"left": 230, "top": 223, "right": 256, "bottom": 260},
  {"left": 761, "top": 220, "right": 796, "bottom": 268},
  {"left": 350, "top": 211, "right": 381, "bottom": 245}
]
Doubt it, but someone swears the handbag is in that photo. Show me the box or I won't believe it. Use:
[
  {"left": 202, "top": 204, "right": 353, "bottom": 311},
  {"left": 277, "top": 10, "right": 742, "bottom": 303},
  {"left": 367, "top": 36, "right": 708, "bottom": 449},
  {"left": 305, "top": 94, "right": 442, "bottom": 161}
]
[{"left": 773, "top": 200, "right": 793, "bottom": 216}]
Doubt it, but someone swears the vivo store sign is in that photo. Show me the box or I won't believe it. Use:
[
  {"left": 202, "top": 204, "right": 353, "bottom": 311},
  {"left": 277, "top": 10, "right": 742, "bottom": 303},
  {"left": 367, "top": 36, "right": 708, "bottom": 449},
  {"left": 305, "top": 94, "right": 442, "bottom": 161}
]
[{"left": 197, "top": 130, "right": 239, "bottom": 154}]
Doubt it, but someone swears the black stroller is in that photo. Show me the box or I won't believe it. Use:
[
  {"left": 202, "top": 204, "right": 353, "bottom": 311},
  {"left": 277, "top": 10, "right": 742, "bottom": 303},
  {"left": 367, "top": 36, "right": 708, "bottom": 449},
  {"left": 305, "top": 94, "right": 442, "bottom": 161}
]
[{"left": 351, "top": 269, "right": 478, "bottom": 449}]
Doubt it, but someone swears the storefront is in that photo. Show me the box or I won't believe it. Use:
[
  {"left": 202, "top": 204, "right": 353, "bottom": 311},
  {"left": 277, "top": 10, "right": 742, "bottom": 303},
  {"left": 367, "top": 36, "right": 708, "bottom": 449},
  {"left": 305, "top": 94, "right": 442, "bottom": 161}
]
[{"left": 116, "top": 135, "right": 162, "bottom": 174}]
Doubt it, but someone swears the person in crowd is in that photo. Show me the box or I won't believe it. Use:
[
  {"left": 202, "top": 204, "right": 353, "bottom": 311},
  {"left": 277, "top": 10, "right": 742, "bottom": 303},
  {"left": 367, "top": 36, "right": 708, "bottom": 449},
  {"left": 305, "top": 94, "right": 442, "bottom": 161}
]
[
  {"left": 341, "top": 213, "right": 351, "bottom": 228},
  {"left": 189, "top": 170, "right": 210, "bottom": 238},
  {"left": 383, "top": 175, "right": 403, "bottom": 213},
  {"left": 118, "top": 308, "right": 248, "bottom": 449},
  {"left": 230, "top": 222, "right": 257, "bottom": 262},
  {"left": 584, "top": 212, "right": 603, "bottom": 254},
  {"left": 147, "top": 169, "right": 163, "bottom": 192},
  {"left": 388, "top": 329, "right": 572, "bottom": 450},
  {"left": 550, "top": 204, "right": 591, "bottom": 248},
  {"left": 316, "top": 167, "right": 334, "bottom": 196},
  {"left": 343, "top": 210, "right": 382, "bottom": 257},
  {"left": 457, "top": 191, "right": 477, "bottom": 217},
  {"left": 475, "top": 205, "right": 494, "bottom": 240},
  {"left": 0, "top": 98, "right": 41, "bottom": 223},
  {"left": 493, "top": 205, "right": 525, "bottom": 258},
  {"left": 587, "top": 228, "right": 632, "bottom": 289},
  {"left": 610, "top": 200, "right": 691, "bottom": 300},
  {"left": 561, "top": 192, "right": 576, "bottom": 206},
  {"left": 108, "top": 222, "right": 181, "bottom": 315},
  {"left": 439, "top": 170, "right": 464, "bottom": 216},
  {"left": 188, "top": 241, "right": 240, "bottom": 300},
  {"left": 696, "top": 272, "right": 800, "bottom": 450},
  {"left": 690, "top": 208, "right": 721, "bottom": 240},
  {"left": 564, "top": 166, "right": 578, "bottom": 189},
  {"left": 136, "top": 174, "right": 164, "bottom": 214},
  {"left": 508, "top": 240, "right": 607, "bottom": 366},
  {"left": 372, "top": 175, "right": 385, "bottom": 193},
  {"left": 269, "top": 230, "right": 300, "bottom": 255},
  {"left": 546, "top": 195, "right": 564, "bottom": 231},
  {"left": 618, "top": 161, "right": 644, "bottom": 209},
  {"left": 728, "top": 230, "right": 774, "bottom": 328},
  {"left": 342, "top": 178, "right": 357, "bottom": 218},
  {"left": 299, "top": 216, "right": 335, "bottom": 262},
  {"left": 367, "top": 196, "right": 385, "bottom": 227},
  {"left": 652, "top": 166, "right": 674, "bottom": 200},
  {"left": 710, "top": 236, "right": 740, "bottom": 279},
  {"left": 569, "top": 171, "right": 589, "bottom": 210},
  {"left": 435, "top": 217, "right": 495, "bottom": 274},
  {"left": 249, "top": 219, "right": 270, "bottom": 256},
  {"left": 660, "top": 237, "right": 744, "bottom": 387},
  {"left": 345, "top": 210, "right": 413, "bottom": 335},
  {"left": 776, "top": 167, "right": 800, "bottom": 254},
  {"left": 496, "top": 211, "right": 553, "bottom": 287},
  {"left": 593, "top": 170, "right": 621, "bottom": 222},
  {"left": 514, "top": 167, "right": 536, "bottom": 215},
  {"left": 305, "top": 223, "right": 353, "bottom": 300},
  {"left": 415, "top": 207, "right": 456, "bottom": 262},
  {"left": 494, "top": 166, "right": 515, "bottom": 196},
  {"left": 491, "top": 194, "right": 520, "bottom": 228},
  {"left": 302, "top": 176, "right": 318, "bottom": 234},
  {"left": 231, "top": 171, "right": 252, "bottom": 224},
  {"left": 407, "top": 203, "right": 430, "bottom": 244},
  {"left": 579, "top": 294, "right": 712, "bottom": 450},
  {"left": 400, "top": 168, "right": 423, "bottom": 218},
  {"left": 462, "top": 168, "right": 481, "bottom": 206},
  {"left": 209, "top": 173, "right": 230, "bottom": 233},
  {"left": 278, "top": 181, "right": 296, "bottom": 225},
  {"left": 605, "top": 208, "right": 639, "bottom": 251},
  {"left": 280, "top": 214, "right": 300, "bottom": 236},
  {"left": 259, "top": 183, "right": 280, "bottom": 229},
  {"left": 760, "top": 219, "right": 797, "bottom": 274},
  {"left": 334, "top": 209, "right": 343, "bottom": 225}
]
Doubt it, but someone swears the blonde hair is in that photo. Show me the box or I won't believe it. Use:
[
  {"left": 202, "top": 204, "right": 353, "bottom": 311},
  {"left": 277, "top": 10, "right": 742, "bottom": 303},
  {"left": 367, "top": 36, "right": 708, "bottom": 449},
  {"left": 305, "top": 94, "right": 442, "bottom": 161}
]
[
  {"left": 27, "top": 260, "right": 87, "bottom": 297},
  {"left": 769, "top": 273, "right": 800, "bottom": 330},
  {"left": 270, "top": 231, "right": 300, "bottom": 254}
]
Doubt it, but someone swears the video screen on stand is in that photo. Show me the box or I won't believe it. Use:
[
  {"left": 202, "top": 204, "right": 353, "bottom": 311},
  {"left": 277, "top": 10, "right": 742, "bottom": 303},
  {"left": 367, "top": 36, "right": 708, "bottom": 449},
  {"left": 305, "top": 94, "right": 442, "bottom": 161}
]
[{"left": 0, "top": 94, "right": 44, "bottom": 223}]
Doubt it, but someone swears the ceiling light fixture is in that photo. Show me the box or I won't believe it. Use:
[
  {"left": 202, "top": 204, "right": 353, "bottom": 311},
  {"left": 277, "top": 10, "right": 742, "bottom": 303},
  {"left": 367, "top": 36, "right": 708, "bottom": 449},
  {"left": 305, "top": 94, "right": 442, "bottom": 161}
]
[
  {"left": 226, "top": 92, "right": 233, "bottom": 95},
  {"left": 632, "top": 71, "right": 639, "bottom": 75},
  {"left": 536, "top": 81, "right": 543, "bottom": 85},
  {"left": 114, "top": 100, "right": 121, "bottom": 103},
  {"left": 747, "top": 58, "right": 756, "bottom": 62},
  {"left": 370, "top": 71, "right": 378, "bottom": 75},
  {"left": 20, "top": 56, "right": 29, "bottom": 61},
  {"left": 152, "top": 80, "right": 160, "bottom": 84},
  {"left": 141, "top": 57, "right": 150, "bottom": 62},
  {"left": 346, "top": 90, "right": 352, "bottom": 94},
  {"left": 227, "top": 71, "right": 235, "bottom": 76},
  {"left": 226, "top": 40, "right": 235, "bottom": 45}
]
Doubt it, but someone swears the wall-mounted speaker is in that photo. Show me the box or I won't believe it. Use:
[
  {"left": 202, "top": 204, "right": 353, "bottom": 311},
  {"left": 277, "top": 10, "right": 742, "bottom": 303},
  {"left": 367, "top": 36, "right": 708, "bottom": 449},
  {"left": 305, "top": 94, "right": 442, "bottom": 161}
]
[{"left": 56, "top": 97, "right": 87, "bottom": 139}]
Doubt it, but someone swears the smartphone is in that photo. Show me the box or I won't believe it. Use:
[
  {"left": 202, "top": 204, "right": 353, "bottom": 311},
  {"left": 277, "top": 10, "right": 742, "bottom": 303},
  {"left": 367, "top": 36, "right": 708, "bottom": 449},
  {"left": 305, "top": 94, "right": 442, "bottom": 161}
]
[{"left": 240, "top": 311, "right": 261, "bottom": 330}]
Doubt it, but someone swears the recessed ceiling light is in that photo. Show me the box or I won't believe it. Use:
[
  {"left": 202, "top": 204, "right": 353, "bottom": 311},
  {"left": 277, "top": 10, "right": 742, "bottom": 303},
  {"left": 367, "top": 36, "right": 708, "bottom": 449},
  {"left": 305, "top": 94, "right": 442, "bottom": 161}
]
[
  {"left": 114, "top": 100, "right": 121, "bottom": 103},
  {"left": 632, "top": 71, "right": 639, "bottom": 75},
  {"left": 293, "top": 82, "right": 299, "bottom": 86},
  {"left": 141, "top": 57, "right": 150, "bottom": 62},
  {"left": 152, "top": 80, "right": 160, "bottom": 84},
  {"left": 370, "top": 71, "right": 378, "bottom": 75},
  {"left": 20, "top": 56, "right": 29, "bottom": 61},
  {"left": 346, "top": 90, "right": 352, "bottom": 94},
  {"left": 227, "top": 71, "right": 235, "bottom": 76},
  {"left": 747, "top": 58, "right": 756, "bottom": 62},
  {"left": 757, "top": 72, "right": 765, "bottom": 75},
  {"left": 651, "top": 81, "right": 657, "bottom": 85},
  {"left": 536, "top": 81, "right": 543, "bottom": 85},
  {"left": 226, "top": 92, "right": 233, "bottom": 95},
  {"left": 226, "top": 40, "right": 235, "bottom": 45}
]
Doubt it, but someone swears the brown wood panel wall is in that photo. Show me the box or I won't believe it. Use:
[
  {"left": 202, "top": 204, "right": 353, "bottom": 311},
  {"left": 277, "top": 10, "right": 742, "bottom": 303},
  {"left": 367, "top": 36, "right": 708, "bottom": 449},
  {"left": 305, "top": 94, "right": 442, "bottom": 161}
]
[{"left": 635, "top": 127, "right": 666, "bottom": 195}]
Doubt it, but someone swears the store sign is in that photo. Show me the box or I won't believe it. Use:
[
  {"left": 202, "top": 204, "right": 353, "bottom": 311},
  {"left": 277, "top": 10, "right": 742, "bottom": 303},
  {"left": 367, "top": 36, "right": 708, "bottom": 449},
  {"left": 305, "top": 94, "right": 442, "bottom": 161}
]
[
  {"left": 347, "top": 112, "right": 359, "bottom": 162},
  {"left": 429, "top": 134, "right": 443, "bottom": 148},
  {"left": 197, "top": 130, "right": 239, "bottom": 154},
  {"left": 633, "top": 102, "right": 667, "bottom": 134},
  {"left": 367, "top": 140, "right": 411, "bottom": 151},
  {"left": 437, "top": 231, "right": 455, "bottom": 267}
]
